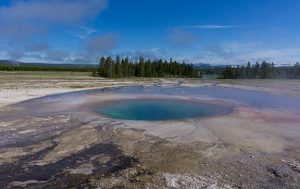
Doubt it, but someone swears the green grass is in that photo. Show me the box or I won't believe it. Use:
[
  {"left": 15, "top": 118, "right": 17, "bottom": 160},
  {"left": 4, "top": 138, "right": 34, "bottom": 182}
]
[{"left": 69, "top": 85, "right": 87, "bottom": 88}]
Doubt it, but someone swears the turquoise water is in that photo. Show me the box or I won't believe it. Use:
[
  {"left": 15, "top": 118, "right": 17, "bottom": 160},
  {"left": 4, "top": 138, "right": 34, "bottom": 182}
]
[{"left": 97, "top": 99, "right": 232, "bottom": 121}]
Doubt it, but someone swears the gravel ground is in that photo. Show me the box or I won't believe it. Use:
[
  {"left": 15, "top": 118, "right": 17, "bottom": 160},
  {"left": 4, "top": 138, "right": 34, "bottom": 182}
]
[{"left": 0, "top": 72, "right": 300, "bottom": 188}]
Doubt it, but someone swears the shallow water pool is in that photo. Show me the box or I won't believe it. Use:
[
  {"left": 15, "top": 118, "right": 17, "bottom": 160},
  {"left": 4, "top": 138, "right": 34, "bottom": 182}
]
[{"left": 97, "top": 98, "right": 232, "bottom": 121}]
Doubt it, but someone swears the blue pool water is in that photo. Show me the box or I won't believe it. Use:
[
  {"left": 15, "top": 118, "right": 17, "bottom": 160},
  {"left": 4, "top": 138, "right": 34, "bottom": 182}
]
[
  {"left": 97, "top": 99, "right": 232, "bottom": 121},
  {"left": 37, "top": 85, "right": 300, "bottom": 120},
  {"left": 101, "top": 86, "right": 300, "bottom": 110}
]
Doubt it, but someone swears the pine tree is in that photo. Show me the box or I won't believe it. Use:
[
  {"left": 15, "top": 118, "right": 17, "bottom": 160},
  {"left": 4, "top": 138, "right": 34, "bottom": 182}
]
[
  {"left": 99, "top": 56, "right": 107, "bottom": 77},
  {"left": 115, "top": 55, "right": 121, "bottom": 78},
  {"left": 138, "top": 56, "right": 145, "bottom": 77},
  {"left": 105, "top": 56, "right": 113, "bottom": 78},
  {"left": 246, "top": 62, "right": 251, "bottom": 78}
]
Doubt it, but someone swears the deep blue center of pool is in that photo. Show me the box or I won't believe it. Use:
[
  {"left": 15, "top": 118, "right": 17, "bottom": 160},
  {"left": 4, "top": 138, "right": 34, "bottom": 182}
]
[{"left": 97, "top": 99, "right": 232, "bottom": 121}]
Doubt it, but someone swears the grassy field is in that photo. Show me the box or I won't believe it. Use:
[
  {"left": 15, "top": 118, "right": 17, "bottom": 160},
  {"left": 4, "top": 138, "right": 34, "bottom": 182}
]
[
  {"left": 0, "top": 71, "right": 152, "bottom": 107},
  {"left": 0, "top": 71, "right": 95, "bottom": 80},
  {"left": 1, "top": 71, "right": 300, "bottom": 106}
]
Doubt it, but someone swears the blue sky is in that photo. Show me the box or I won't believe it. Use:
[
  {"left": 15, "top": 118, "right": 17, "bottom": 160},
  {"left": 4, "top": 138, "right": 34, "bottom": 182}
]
[{"left": 0, "top": 0, "right": 300, "bottom": 65}]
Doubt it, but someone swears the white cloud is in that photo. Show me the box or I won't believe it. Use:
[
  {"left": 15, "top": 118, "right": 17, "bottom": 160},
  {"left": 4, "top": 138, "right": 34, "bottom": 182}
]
[
  {"left": 7, "top": 50, "right": 26, "bottom": 60},
  {"left": 83, "top": 34, "right": 118, "bottom": 53},
  {"left": 244, "top": 48, "right": 300, "bottom": 64},
  {"left": 194, "top": 47, "right": 300, "bottom": 65},
  {"left": 0, "top": 0, "right": 107, "bottom": 24},
  {"left": 169, "top": 28, "right": 199, "bottom": 47},
  {"left": 0, "top": 0, "right": 109, "bottom": 63},
  {"left": 44, "top": 50, "right": 70, "bottom": 62},
  {"left": 26, "top": 43, "right": 51, "bottom": 52},
  {"left": 0, "top": 0, "right": 107, "bottom": 41}
]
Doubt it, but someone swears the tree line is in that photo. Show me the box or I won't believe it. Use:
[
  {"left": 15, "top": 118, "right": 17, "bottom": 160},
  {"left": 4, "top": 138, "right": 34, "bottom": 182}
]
[
  {"left": 98, "top": 56, "right": 201, "bottom": 78},
  {"left": 2, "top": 58, "right": 300, "bottom": 80},
  {"left": 222, "top": 61, "right": 300, "bottom": 79}
]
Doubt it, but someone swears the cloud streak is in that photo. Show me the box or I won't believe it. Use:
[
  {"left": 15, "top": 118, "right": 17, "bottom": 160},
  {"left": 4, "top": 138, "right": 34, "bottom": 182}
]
[
  {"left": 66, "top": 25, "right": 98, "bottom": 39},
  {"left": 186, "top": 25, "right": 243, "bottom": 29},
  {"left": 221, "top": 42, "right": 263, "bottom": 50}
]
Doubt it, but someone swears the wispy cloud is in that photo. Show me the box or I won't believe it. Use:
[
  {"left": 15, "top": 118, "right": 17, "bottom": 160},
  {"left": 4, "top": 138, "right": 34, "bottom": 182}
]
[
  {"left": 186, "top": 25, "right": 243, "bottom": 29},
  {"left": 66, "top": 25, "right": 98, "bottom": 39},
  {"left": 26, "top": 43, "right": 51, "bottom": 52},
  {"left": 244, "top": 48, "right": 300, "bottom": 64},
  {"left": 222, "top": 42, "right": 263, "bottom": 50}
]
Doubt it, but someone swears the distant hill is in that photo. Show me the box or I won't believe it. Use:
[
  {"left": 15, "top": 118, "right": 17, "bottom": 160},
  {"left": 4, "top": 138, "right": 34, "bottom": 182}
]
[
  {"left": 193, "top": 63, "right": 229, "bottom": 69},
  {"left": 0, "top": 60, "right": 22, "bottom": 66},
  {"left": 0, "top": 60, "right": 98, "bottom": 69},
  {"left": 0, "top": 60, "right": 230, "bottom": 69}
]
